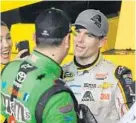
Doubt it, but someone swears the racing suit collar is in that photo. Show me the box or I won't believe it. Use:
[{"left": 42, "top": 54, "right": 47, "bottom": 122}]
[
  {"left": 31, "top": 50, "right": 63, "bottom": 78},
  {"left": 74, "top": 52, "right": 102, "bottom": 71}
]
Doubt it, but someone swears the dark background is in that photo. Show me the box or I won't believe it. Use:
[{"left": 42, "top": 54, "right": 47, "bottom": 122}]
[{"left": 1, "top": 1, "right": 122, "bottom": 29}]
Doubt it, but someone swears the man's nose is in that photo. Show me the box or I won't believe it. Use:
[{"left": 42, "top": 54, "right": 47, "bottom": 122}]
[{"left": 76, "top": 33, "right": 84, "bottom": 43}]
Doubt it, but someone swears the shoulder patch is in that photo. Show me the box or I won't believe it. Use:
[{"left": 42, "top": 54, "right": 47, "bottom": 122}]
[{"left": 63, "top": 71, "right": 75, "bottom": 82}]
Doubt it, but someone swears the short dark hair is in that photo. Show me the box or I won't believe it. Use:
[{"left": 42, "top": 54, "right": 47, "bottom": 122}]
[
  {"left": 36, "top": 37, "right": 64, "bottom": 47},
  {"left": 75, "top": 25, "right": 104, "bottom": 40},
  {"left": 88, "top": 33, "right": 104, "bottom": 40},
  {"left": 35, "top": 8, "right": 71, "bottom": 47}
]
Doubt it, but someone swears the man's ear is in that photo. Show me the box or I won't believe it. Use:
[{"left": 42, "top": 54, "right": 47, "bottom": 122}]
[
  {"left": 33, "top": 33, "right": 36, "bottom": 44},
  {"left": 64, "top": 33, "right": 70, "bottom": 49},
  {"left": 99, "top": 37, "right": 107, "bottom": 48}
]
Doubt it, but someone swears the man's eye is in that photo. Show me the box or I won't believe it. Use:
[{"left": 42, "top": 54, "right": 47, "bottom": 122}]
[
  {"left": 87, "top": 33, "right": 96, "bottom": 38},
  {"left": 87, "top": 33, "right": 93, "bottom": 37},
  {"left": 6, "top": 35, "right": 11, "bottom": 40},
  {"left": 76, "top": 30, "right": 80, "bottom": 33},
  {"left": 6, "top": 33, "right": 11, "bottom": 40},
  {"left": 7, "top": 37, "right": 11, "bottom": 40}
]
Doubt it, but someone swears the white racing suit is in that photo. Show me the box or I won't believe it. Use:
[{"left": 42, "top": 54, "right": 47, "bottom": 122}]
[{"left": 62, "top": 54, "right": 134, "bottom": 123}]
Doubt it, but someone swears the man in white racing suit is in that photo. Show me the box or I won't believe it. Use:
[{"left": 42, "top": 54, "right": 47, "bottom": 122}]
[{"left": 62, "top": 9, "right": 135, "bottom": 123}]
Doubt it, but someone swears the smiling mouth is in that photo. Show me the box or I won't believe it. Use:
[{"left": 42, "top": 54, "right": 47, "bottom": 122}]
[
  {"left": 76, "top": 45, "right": 85, "bottom": 52},
  {"left": 1, "top": 51, "right": 10, "bottom": 58}
]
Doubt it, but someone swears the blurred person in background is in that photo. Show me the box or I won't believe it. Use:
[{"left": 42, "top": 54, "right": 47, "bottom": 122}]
[
  {"left": 0, "top": 21, "right": 27, "bottom": 66},
  {"left": 0, "top": 21, "right": 12, "bottom": 65}
]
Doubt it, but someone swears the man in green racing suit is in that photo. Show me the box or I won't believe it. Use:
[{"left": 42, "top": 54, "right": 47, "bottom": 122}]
[{"left": 1, "top": 8, "right": 78, "bottom": 123}]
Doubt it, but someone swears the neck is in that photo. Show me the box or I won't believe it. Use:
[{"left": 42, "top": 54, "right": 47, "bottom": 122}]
[
  {"left": 76, "top": 51, "right": 99, "bottom": 66},
  {"left": 35, "top": 47, "right": 63, "bottom": 64}
]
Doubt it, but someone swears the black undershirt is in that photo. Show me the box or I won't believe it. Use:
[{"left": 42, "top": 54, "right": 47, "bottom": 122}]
[{"left": 74, "top": 52, "right": 99, "bottom": 70}]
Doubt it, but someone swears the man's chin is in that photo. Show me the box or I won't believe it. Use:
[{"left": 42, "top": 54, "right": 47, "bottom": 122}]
[{"left": 74, "top": 52, "right": 84, "bottom": 58}]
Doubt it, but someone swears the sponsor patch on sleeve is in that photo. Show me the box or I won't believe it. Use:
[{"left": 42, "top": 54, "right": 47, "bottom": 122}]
[
  {"left": 59, "top": 104, "right": 73, "bottom": 113},
  {"left": 64, "top": 116, "right": 74, "bottom": 122}
]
